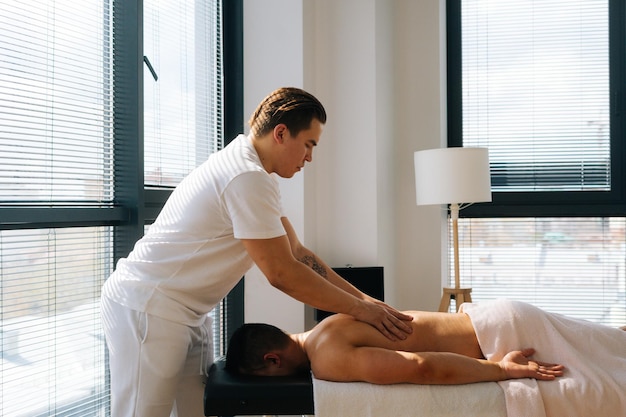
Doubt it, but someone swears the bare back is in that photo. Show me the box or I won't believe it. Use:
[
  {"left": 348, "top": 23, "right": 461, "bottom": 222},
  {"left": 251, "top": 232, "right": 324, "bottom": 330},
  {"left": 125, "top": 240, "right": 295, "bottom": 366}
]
[{"left": 304, "top": 311, "right": 484, "bottom": 381}]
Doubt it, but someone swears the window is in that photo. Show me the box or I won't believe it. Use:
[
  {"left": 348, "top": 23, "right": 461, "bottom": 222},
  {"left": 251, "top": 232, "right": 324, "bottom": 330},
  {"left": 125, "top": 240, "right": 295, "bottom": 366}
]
[
  {"left": 143, "top": 0, "right": 223, "bottom": 187},
  {"left": 1, "top": 228, "right": 112, "bottom": 416},
  {"left": 0, "top": 0, "right": 242, "bottom": 415},
  {"left": 0, "top": 0, "right": 114, "bottom": 204},
  {"left": 452, "top": 217, "right": 626, "bottom": 325},
  {"left": 447, "top": 0, "right": 626, "bottom": 323},
  {"left": 1, "top": 1, "right": 114, "bottom": 414}
]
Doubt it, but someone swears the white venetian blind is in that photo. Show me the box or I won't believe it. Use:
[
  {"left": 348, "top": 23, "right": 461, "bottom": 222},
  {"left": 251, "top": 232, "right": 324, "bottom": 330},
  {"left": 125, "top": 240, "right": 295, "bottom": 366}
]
[
  {"left": 143, "top": 0, "right": 223, "bottom": 187},
  {"left": 454, "top": 217, "right": 625, "bottom": 326},
  {"left": 0, "top": 1, "right": 114, "bottom": 203},
  {"left": 462, "top": 0, "right": 610, "bottom": 191},
  {"left": 453, "top": 1, "right": 625, "bottom": 325},
  {"left": 1, "top": 227, "right": 112, "bottom": 416},
  {"left": 0, "top": 1, "right": 114, "bottom": 415}
]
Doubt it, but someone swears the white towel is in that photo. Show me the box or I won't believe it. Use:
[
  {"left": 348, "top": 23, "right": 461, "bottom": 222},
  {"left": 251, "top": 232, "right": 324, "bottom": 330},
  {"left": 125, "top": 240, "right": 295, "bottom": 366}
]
[
  {"left": 462, "top": 299, "right": 626, "bottom": 417},
  {"left": 313, "top": 377, "right": 506, "bottom": 417}
]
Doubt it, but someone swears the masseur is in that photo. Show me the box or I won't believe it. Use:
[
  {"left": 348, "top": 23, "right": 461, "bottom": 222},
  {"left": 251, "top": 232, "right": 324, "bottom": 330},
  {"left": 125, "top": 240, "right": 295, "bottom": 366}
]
[{"left": 100, "top": 87, "right": 413, "bottom": 417}]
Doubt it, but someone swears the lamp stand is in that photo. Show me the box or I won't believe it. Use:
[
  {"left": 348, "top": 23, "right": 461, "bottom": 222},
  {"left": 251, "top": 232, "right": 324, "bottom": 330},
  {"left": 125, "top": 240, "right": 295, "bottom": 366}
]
[{"left": 438, "top": 203, "right": 472, "bottom": 312}]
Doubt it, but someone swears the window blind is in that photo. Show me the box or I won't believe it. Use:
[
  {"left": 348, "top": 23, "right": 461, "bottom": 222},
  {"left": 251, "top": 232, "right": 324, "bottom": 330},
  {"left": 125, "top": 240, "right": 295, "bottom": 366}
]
[
  {"left": 461, "top": 0, "right": 610, "bottom": 192},
  {"left": 449, "top": 0, "right": 625, "bottom": 324},
  {"left": 143, "top": 0, "right": 223, "bottom": 187},
  {"left": 1, "top": 227, "right": 112, "bottom": 416},
  {"left": 453, "top": 217, "right": 626, "bottom": 326},
  {"left": 1, "top": 0, "right": 236, "bottom": 415},
  {"left": 0, "top": 2, "right": 114, "bottom": 415},
  {"left": 0, "top": 1, "right": 114, "bottom": 203}
]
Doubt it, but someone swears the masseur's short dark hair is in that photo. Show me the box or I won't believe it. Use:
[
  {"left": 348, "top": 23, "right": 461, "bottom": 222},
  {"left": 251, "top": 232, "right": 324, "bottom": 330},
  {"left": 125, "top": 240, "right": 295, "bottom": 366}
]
[
  {"left": 249, "top": 87, "right": 327, "bottom": 137},
  {"left": 225, "top": 323, "right": 291, "bottom": 374}
]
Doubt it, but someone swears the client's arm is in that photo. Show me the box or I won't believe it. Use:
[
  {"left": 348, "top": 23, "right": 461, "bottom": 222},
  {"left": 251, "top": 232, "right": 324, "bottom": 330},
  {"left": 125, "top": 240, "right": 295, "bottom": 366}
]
[{"left": 312, "top": 346, "right": 564, "bottom": 385}]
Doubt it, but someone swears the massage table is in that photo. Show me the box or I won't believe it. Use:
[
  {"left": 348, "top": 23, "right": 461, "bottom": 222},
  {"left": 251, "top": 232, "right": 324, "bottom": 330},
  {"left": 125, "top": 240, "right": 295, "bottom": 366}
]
[
  {"left": 203, "top": 356, "right": 506, "bottom": 417},
  {"left": 205, "top": 300, "right": 626, "bottom": 416}
]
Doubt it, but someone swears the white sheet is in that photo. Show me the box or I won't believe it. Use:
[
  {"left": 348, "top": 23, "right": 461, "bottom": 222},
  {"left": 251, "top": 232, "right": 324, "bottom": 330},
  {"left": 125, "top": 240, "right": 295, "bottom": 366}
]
[
  {"left": 462, "top": 299, "right": 626, "bottom": 417},
  {"left": 313, "top": 377, "right": 506, "bottom": 417}
]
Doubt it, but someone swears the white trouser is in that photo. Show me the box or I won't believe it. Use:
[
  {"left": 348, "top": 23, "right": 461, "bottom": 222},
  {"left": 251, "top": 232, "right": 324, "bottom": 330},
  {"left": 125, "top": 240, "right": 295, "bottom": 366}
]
[{"left": 101, "top": 295, "right": 213, "bottom": 417}]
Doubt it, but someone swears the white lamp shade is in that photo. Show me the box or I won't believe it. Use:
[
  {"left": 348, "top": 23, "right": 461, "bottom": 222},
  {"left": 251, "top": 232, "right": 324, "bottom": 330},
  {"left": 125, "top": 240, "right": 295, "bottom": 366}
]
[{"left": 414, "top": 147, "right": 492, "bottom": 206}]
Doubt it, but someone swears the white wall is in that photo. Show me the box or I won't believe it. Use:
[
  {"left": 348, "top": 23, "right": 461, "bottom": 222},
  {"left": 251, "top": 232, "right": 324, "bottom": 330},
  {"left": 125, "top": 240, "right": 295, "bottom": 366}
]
[
  {"left": 390, "top": 0, "right": 449, "bottom": 311},
  {"left": 243, "top": 0, "right": 447, "bottom": 332},
  {"left": 242, "top": 0, "right": 308, "bottom": 333}
]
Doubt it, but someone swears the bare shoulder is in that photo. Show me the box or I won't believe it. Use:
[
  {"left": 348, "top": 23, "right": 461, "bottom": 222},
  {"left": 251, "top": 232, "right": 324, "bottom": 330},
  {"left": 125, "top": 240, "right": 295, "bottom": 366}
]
[
  {"left": 304, "top": 315, "right": 363, "bottom": 380},
  {"left": 307, "top": 314, "right": 361, "bottom": 347},
  {"left": 305, "top": 314, "right": 368, "bottom": 353},
  {"left": 306, "top": 312, "right": 405, "bottom": 357},
  {"left": 312, "top": 313, "right": 387, "bottom": 339},
  {"left": 315, "top": 313, "right": 358, "bottom": 328}
]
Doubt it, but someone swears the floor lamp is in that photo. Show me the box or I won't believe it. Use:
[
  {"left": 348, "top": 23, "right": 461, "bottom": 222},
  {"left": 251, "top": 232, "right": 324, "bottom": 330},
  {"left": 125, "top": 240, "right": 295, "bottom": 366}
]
[{"left": 414, "top": 147, "right": 492, "bottom": 312}]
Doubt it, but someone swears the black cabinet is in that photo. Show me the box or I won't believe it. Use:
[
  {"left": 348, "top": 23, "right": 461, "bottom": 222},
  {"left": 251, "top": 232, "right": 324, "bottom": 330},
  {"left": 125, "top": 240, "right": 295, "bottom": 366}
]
[{"left": 315, "top": 266, "right": 384, "bottom": 321}]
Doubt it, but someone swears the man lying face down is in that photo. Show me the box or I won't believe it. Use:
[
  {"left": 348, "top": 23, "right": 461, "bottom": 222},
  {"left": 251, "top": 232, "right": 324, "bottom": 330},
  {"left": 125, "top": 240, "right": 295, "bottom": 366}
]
[{"left": 225, "top": 300, "right": 568, "bottom": 385}]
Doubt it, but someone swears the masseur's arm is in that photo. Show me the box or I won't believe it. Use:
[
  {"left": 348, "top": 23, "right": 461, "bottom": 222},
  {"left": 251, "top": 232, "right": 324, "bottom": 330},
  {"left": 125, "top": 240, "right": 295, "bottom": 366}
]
[
  {"left": 314, "top": 346, "right": 564, "bottom": 385},
  {"left": 281, "top": 218, "right": 411, "bottom": 314},
  {"left": 241, "top": 218, "right": 412, "bottom": 341}
]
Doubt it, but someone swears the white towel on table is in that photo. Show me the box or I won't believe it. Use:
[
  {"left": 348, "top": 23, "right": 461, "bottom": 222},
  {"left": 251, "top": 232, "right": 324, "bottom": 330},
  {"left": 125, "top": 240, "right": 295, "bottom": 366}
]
[
  {"left": 313, "top": 377, "right": 505, "bottom": 417},
  {"left": 461, "top": 299, "right": 626, "bottom": 417}
]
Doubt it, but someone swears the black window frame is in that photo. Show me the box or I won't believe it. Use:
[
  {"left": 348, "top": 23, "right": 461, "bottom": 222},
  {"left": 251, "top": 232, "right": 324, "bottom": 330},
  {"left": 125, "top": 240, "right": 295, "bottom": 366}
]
[{"left": 446, "top": 0, "right": 626, "bottom": 218}]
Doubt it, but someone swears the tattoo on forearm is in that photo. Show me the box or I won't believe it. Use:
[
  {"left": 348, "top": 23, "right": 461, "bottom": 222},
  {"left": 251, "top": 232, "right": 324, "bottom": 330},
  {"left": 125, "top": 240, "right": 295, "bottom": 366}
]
[{"left": 299, "top": 255, "right": 328, "bottom": 278}]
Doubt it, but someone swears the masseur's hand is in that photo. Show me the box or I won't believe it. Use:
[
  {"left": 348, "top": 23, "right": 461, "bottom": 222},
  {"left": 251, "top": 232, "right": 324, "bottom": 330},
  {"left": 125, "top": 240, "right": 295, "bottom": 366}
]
[
  {"left": 499, "top": 348, "right": 565, "bottom": 381},
  {"left": 353, "top": 298, "right": 413, "bottom": 341}
]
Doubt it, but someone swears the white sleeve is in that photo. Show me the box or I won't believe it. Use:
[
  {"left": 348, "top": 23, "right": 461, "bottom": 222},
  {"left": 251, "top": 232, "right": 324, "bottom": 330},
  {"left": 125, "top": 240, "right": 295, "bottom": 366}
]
[{"left": 223, "top": 171, "right": 286, "bottom": 239}]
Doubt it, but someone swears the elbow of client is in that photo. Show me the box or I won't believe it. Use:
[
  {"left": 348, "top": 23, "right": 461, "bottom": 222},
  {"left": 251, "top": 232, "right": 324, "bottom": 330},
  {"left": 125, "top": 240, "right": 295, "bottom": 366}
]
[{"left": 413, "top": 361, "right": 449, "bottom": 385}]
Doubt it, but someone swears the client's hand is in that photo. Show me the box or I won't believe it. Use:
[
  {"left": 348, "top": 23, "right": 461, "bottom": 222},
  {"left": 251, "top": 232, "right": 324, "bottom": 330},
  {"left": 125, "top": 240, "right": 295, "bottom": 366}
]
[{"left": 499, "top": 348, "right": 565, "bottom": 381}]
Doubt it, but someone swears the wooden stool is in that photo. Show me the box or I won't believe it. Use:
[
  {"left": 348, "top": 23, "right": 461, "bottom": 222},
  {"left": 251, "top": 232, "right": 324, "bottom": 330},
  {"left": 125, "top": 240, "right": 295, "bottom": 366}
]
[{"left": 438, "top": 287, "right": 472, "bottom": 312}]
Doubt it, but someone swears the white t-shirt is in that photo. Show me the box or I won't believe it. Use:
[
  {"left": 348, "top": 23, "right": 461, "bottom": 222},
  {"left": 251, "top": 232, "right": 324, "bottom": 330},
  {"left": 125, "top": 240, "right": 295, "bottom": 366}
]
[{"left": 103, "top": 135, "right": 286, "bottom": 326}]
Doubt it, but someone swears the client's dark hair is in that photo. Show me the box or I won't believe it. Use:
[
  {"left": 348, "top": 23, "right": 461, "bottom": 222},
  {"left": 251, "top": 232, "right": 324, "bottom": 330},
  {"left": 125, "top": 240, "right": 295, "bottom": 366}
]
[{"left": 225, "top": 323, "right": 291, "bottom": 374}]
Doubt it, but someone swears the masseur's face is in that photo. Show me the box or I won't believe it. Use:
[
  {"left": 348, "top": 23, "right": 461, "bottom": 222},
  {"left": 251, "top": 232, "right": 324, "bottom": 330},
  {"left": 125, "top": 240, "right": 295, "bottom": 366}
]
[{"left": 275, "top": 119, "right": 322, "bottom": 178}]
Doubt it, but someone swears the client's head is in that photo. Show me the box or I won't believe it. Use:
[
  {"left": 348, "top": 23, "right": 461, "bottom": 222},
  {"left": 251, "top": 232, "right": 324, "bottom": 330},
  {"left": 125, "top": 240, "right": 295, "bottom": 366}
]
[{"left": 225, "top": 323, "right": 307, "bottom": 377}]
